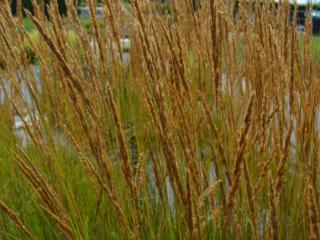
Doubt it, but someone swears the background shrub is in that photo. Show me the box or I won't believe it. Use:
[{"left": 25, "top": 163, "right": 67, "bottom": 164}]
[{"left": 11, "top": 0, "right": 68, "bottom": 16}]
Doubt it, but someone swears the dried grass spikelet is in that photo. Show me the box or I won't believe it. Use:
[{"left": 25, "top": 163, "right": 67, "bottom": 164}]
[
  {"left": 199, "top": 164, "right": 219, "bottom": 220},
  {"left": 25, "top": 10, "right": 97, "bottom": 121},
  {"left": 16, "top": 0, "right": 23, "bottom": 22},
  {"left": 274, "top": 121, "right": 293, "bottom": 198},
  {"left": 225, "top": 93, "right": 255, "bottom": 228},
  {"left": 0, "top": 201, "right": 35, "bottom": 240},
  {"left": 209, "top": 0, "right": 222, "bottom": 105},
  {"left": 135, "top": 153, "right": 146, "bottom": 190},
  {"left": 198, "top": 180, "right": 221, "bottom": 210},
  {"left": 199, "top": 92, "right": 232, "bottom": 186},
  {"left": 103, "top": 0, "right": 123, "bottom": 62},
  {"left": 243, "top": 157, "right": 257, "bottom": 239},
  {"left": 106, "top": 85, "right": 142, "bottom": 239},
  {"left": 254, "top": 149, "right": 276, "bottom": 199},
  {"left": 63, "top": 125, "right": 134, "bottom": 238},
  {"left": 209, "top": 143, "right": 227, "bottom": 212},
  {"left": 107, "top": 84, "right": 134, "bottom": 194},
  {"left": 268, "top": 173, "right": 278, "bottom": 240},
  {"left": 143, "top": 88, "right": 187, "bottom": 206},
  {"left": 186, "top": 170, "right": 194, "bottom": 239},
  {"left": 157, "top": 15, "right": 190, "bottom": 99},
  {"left": 236, "top": 223, "right": 242, "bottom": 240},
  {"left": 13, "top": 147, "right": 75, "bottom": 240},
  {"left": 146, "top": 135, "right": 165, "bottom": 203},
  {"left": 307, "top": 184, "right": 320, "bottom": 240},
  {"left": 174, "top": 95, "right": 201, "bottom": 194},
  {"left": 0, "top": 0, "right": 319, "bottom": 238},
  {"left": 87, "top": 0, "right": 106, "bottom": 64}
]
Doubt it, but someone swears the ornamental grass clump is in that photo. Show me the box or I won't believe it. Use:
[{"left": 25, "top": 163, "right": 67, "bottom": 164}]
[{"left": 0, "top": 0, "right": 320, "bottom": 239}]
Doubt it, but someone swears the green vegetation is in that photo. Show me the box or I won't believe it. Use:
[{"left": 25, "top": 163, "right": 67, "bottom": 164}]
[
  {"left": 312, "top": 36, "right": 320, "bottom": 60},
  {"left": 0, "top": 19, "right": 81, "bottom": 65},
  {"left": 80, "top": 18, "right": 105, "bottom": 32},
  {"left": 1, "top": 1, "right": 320, "bottom": 240},
  {"left": 11, "top": 0, "right": 68, "bottom": 16},
  {"left": 22, "top": 18, "right": 36, "bottom": 32}
]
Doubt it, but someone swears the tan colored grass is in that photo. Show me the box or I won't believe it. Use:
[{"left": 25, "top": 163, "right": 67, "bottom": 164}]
[{"left": 0, "top": 0, "right": 320, "bottom": 239}]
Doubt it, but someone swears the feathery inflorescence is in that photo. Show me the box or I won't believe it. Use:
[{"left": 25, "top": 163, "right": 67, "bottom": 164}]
[{"left": 0, "top": 0, "right": 319, "bottom": 239}]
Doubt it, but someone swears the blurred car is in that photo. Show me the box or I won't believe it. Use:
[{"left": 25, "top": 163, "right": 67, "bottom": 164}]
[
  {"left": 283, "top": 0, "right": 320, "bottom": 34},
  {"left": 78, "top": 7, "right": 104, "bottom": 19}
]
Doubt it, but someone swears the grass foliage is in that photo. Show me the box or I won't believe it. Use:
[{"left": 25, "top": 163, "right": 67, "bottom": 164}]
[{"left": 1, "top": 1, "right": 320, "bottom": 239}]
